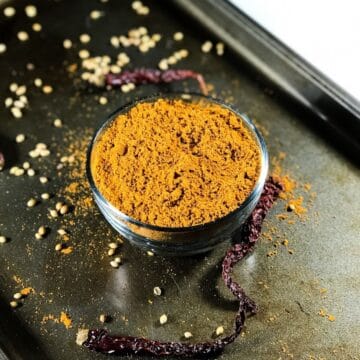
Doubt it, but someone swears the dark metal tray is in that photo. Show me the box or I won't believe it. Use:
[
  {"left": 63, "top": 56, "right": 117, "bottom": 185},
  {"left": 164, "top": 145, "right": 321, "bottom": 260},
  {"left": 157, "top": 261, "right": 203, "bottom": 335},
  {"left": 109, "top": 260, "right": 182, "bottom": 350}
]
[{"left": 0, "top": 0, "right": 359, "bottom": 359}]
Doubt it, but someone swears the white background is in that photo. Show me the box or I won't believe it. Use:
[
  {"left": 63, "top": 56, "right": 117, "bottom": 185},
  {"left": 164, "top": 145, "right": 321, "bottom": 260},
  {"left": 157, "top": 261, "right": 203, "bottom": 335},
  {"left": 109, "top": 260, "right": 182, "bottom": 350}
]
[{"left": 229, "top": 0, "right": 360, "bottom": 101}]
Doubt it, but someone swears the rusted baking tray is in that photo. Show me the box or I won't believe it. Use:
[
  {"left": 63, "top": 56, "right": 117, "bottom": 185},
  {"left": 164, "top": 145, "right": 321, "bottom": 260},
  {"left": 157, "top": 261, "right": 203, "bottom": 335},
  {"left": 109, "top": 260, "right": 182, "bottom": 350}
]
[{"left": 0, "top": 0, "right": 359, "bottom": 359}]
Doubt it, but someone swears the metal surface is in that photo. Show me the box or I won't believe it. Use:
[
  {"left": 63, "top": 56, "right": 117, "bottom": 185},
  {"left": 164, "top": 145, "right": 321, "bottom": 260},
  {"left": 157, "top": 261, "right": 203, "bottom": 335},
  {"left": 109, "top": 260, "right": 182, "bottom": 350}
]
[
  {"left": 0, "top": 0, "right": 359, "bottom": 359},
  {"left": 173, "top": 0, "right": 360, "bottom": 153}
]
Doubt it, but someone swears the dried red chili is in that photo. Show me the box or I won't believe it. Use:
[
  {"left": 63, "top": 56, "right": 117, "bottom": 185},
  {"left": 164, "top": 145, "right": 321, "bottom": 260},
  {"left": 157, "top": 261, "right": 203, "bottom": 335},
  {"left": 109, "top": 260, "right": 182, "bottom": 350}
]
[
  {"left": 106, "top": 69, "right": 208, "bottom": 95},
  {"left": 0, "top": 150, "right": 4, "bottom": 171},
  {"left": 82, "top": 177, "right": 283, "bottom": 356}
]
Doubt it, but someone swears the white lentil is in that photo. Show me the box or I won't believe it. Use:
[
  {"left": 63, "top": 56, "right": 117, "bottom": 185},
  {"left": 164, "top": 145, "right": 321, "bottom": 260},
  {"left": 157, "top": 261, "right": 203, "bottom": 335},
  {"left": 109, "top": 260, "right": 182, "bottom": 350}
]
[
  {"left": 179, "top": 49, "right": 189, "bottom": 58},
  {"left": 41, "top": 193, "right": 50, "bottom": 200},
  {"left": 22, "top": 161, "right": 30, "bottom": 169},
  {"left": 27, "top": 198, "right": 37, "bottom": 207},
  {"left": 216, "top": 42, "right": 225, "bottom": 56},
  {"left": 11, "top": 107, "right": 23, "bottom": 119},
  {"left": 114, "top": 256, "right": 122, "bottom": 264},
  {"left": 39, "top": 176, "right": 48, "bottom": 184},
  {"left": 15, "top": 134, "right": 25, "bottom": 143},
  {"left": 159, "top": 314, "right": 168, "bottom": 325},
  {"left": 32, "top": 23, "right": 42, "bottom": 32},
  {"left": 40, "top": 149, "right": 50, "bottom": 157},
  {"left": 55, "top": 243, "right": 62, "bottom": 251},
  {"left": 99, "top": 96, "right": 108, "bottom": 105},
  {"left": 153, "top": 286, "right": 162, "bottom": 296},
  {"left": 0, "top": 236, "right": 7, "bottom": 244},
  {"left": 14, "top": 168, "right": 25, "bottom": 176},
  {"left": 79, "top": 33, "right": 91, "bottom": 44},
  {"left": 27, "top": 168, "right": 35, "bottom": 176},
  {"left": 138, "top": 6, "right": 149, "bottom": 15},
  {"left": 79, "top": 49, "right": 90, "bottom": 59},
  {"left": 99, "top": 314, "right": 107, "bottom": 323},
  {"left": 42, "top": 85, "right": 53, "bottom": 94},
  {"left": 5, "top": 97, "right": 13, "bottom": 107},
  {"left": 109, "top": 242, "right": 118, "bottom": 249},
  {"left": 9, "top": 166, "right": 18, "bottom": 175},
  {"left": 9, "top": 83, "right": 18, "bottom": 92},
  {"left": 201, "top": 41, "right": 213, "bottom": 53},
  {"left": 107, "top": 248, "right": 115, "bottom": 256},
  {"left": 25, "top": 5, "right": 37, "bottom": 18},
  {"left": 53, "top": 118, "right": 62, "bottom": 128},
  {"left": 132, "top": 1, "right": 142, "bottom": 10},
  {"left": 10, "top": 301, "right": 18, "bottom": 308},
  {"left": 167, "top": 56, "right": 177, "bottom": 65},
  {"left": 110, "top": 260, "right": 119, "bottom": 268},
  {"left": 184, "top": 331, "right": 193, "bottom": 339},
  {"left": 38, "top": 226, "right": 46, "bottom": 236},
  {"left": 90, "top": 10, "right": 103, "bottom": 20},
  {"left": 4, "top": 7, "right": 16, "bottom": 17},
  {"left": 13, "top": 292, "right": 22, "bottom": 300},
  {"left": 158, "top": 59, "right": 168, "bottom": 70},
  {"left": 17, "top": 31, "right": 29, "bottom": 42},
  {"left": 15, "top": 85, "right": 27, "bottom": 96},
  {"left": 55, "top": 202, "right": 63, "bottom": 211},
  {"left": 147, "top": 250, "right": 154, "bottom": 256},
  {"left": 59, "top": 204, "right": 69, "bottom": 215},
  {"left": 173, "top": 32, "right": 184, "bottom": 41},
  {"left": 0, "top": 43, "right": 6, "bottom": 54},
  {"left": 35, "top": 232, "right": 42, "bottom": 240},
  {"left": 26, "top": 63, "right": 35, "bottom": 71},
  {"left": 215, "top": 326, "right": 224, "bottom": 336},
  {"left": 110, "top": 36, "right": 120, "bottom": 48},
  {"left": 152, "top": 33, "right": 161, "bottom": 42},
  {"left": 34, "top": 78, "right": 42, "bottom": 87},
  {"left": 49, "top": 209, "right": 58, "bottom": 218},
  {"left": 63, "top": 39, "right": 72, "bottom": 49},
  {"left": 14, "top": 100, "right": 25, "bottom": 109},
  {"left": 57, "top": 228, "right": 67, "bottom": 235},
  {"left": 36, "top": 143, "right": 47, "bottom": 149}
]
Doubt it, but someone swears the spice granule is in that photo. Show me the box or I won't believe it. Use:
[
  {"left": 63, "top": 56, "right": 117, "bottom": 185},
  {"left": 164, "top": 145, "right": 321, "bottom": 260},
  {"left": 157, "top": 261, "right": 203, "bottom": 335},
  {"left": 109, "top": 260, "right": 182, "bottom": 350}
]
[{"left": 92, "top": 99, "right": 261, "bottom": 227}]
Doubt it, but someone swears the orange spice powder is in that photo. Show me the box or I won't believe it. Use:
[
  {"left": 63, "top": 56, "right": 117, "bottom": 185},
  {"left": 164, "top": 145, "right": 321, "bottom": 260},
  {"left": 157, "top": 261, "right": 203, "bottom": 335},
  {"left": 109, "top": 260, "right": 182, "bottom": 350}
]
[{"left": 91, "top": 98, "right": 261, "bottom": 227}]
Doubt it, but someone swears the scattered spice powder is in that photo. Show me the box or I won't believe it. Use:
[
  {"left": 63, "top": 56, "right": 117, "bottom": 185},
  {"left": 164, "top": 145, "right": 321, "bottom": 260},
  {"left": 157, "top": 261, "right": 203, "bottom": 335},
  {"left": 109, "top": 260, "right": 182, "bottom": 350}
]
[
  {"left": 20, "top": 287, "right": 34, "bottom": 296},
  {"left": 91, "top": 98, "right": 261, "bottom": 227},
  {"left": 60, "top": 311, "right": 72, "bottom": 329}
]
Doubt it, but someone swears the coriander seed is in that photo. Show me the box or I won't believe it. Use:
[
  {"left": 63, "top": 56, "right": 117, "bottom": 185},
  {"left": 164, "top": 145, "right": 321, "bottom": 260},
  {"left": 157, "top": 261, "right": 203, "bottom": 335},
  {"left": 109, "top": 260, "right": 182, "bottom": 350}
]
[
  {"left": 159, "top": 314, "right": 167, "bottom": 325},
  {"left": 153, "top": 286, "right": 162, "bottom": 296}
]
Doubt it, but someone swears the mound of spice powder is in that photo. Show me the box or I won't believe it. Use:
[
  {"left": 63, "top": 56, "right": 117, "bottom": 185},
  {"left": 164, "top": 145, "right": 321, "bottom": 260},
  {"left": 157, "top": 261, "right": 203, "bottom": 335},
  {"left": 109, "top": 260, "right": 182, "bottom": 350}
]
[{"left": 91, "top": 98, "right": 261, "bottom": 227}]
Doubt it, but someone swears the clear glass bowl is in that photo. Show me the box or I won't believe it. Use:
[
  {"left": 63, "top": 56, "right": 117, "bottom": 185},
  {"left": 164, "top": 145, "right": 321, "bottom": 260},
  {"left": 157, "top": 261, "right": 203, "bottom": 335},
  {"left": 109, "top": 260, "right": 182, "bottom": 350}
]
[{"left": 86, "top": 93, "right": 268, "bottom": 256}]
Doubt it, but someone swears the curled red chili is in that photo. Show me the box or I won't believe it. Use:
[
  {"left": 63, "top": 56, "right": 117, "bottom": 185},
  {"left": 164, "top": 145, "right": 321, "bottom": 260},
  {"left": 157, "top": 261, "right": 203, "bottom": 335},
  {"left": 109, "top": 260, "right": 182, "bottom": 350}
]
[
  {"left": 0, "top": 150, "right": 4, "bottom": 171},
  {"left": 81, "top": 177, "right": 283, "bottom": 356},
  {"left": 106, "top": 69, "right": 208, "bottom": 95}
]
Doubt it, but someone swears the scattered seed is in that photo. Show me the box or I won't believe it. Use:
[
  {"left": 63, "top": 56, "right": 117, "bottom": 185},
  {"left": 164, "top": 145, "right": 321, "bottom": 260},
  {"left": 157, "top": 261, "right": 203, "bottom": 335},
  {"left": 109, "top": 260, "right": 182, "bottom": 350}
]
[
  {"left": 27, "top": 168, "right": 35, "bottom": 176},
  {"left": 132, "top": 1, "right": 142, "bottom": 10},
  {"left": 34, "top": 78, "right": 43, "bottom": 87},
  {"left": 159, "top": 314, "right": 167, "bottom": 325},
  {"left": 63, "top": 39, "right": 72, "bottom": 49},
  {"left": 0, "top": 236, "right": 7, "bottom": 244},
  {"left": 59, "top": 204, "right": 69, "bottom": 215},
  {"left": 99, "top": 314, "right": 107, "bottom": 323},
  {"left": 10, "top": 301, "right": 18, "bottom": 308},
  {"left": 55, "top": 202, "right": 63, "bottom": 211},
  {"left": 35, "top": 232, "right": 42, "bottom": 240},
  {"left": 14, "top": 168, "right": 25, "bottom": 176},
  {"left": 153, "top": 286, "right": 162, "bottom": 296},
  {"left": 158, "top": 59, "right": 168, "bottom": 71},
  {"left": 38, "top": 226, "right": 46, "bottom": 236},
  {"left": 15, "top": 134, "right": 26, "bottom": 143},
  {"left": 216, "top": 42, "right": 225, "bottom": 56},
  {"left": 53, "top": 118, "right": 62, "bottom": 128},
  {"left": 147, "top": 250, "right": 154, "bottom": 256},
  {"left": 55, "top": 243, "right": 63, "bottom": 251},
  {"left": 49, "top": 209, "right": 58, "bottom": 218},
  {"left": 114, "top": 256, "right": 122, "bottom": 264},
  {"left": 41, "top": 193, "right": 50, "bottom": 200},
  {"left": 201, "top": 41, "right": 213, "bottom": 53},
  {"left": 107, "top": 248, "right": 115, "bottom": 256},
  {"left": 173, "top": 32, "right": 184, "bottom": 41},
  {"left": 15, "top": 85, "right": 27, "bottom": 96},
  {"left": 79, "top": 33, "right": 91, "bottom": 44},
  {"left": 99, "top": 96, "right": 108, "bottom": 105},
  {"left": 110, "top": 260, "right": 119, "bottom": 268},
  {"left": 25, "top": 5, "right": 37, "bottom": 18},
  {"left": 79, "top": 49, "right": 90, "bottom": 59},
  {"left": 13, "top": 292, "right": 22, "bottom": 300},
  {"left": 90, "top": 10, "right": 103, "bottom": 20},
  {"left": 184, "top": 331, "right": 193, "bottom": 339},
  {"left": 57, "top": 228, "right": 67, "bottom": 235},
  {"left": 4, "top": 7, "right": 16, "bottom": 17},
  {"left": 22, "top": 161, "right": 30, "bottom": 169},
  {"left": 215, "top": 326, "right": 224, "bottom": 336},
  {"left": 9, "top": 83, "right": 18, "bottom": 92},
  {"left": 5, "top": 97, "right": 13, "bottom": 107},
  {"left": 42, "top": 85, "right": 53, "bottom": 94},
  {"left": 17, "top": 31, "right": 29, "bottom": 42},
  {"left": 32, "top": 23, "right": 42, "bottom": 32},
  {"left": 11, "top": 107, "right": 23, "bottom": 119},
  {"left": 0, "top": 43, "right": 6, "bottom": 54},
  {"left": 109, "top": 242, "right": 118, "bottom": 249},
  {"left": 39, "top": 176, "right": 48, "bottom": 184},
  {"left": 27, "top": 198, "right": 37, "bottom": 208}
]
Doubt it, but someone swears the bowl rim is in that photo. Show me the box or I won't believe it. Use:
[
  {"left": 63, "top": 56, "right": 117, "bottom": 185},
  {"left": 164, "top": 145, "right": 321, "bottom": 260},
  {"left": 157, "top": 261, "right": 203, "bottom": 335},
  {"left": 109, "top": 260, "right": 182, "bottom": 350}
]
[{"left": 86, "top": 92, "right": 269, "bottom": 233}]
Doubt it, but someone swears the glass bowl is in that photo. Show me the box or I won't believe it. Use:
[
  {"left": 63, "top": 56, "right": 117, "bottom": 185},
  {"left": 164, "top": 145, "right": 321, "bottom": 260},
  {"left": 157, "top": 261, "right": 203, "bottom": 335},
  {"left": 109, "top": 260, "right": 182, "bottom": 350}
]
[{"left": 86, "top": 93, "right": 268, "bottom": 256}]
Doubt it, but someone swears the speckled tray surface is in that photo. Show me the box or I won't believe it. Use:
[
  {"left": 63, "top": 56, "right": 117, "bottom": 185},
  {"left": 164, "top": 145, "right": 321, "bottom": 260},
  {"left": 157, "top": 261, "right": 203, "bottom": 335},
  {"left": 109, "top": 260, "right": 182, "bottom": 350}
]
[{"left": 0, "top": 1, "right": 359, "bottom": 359}]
